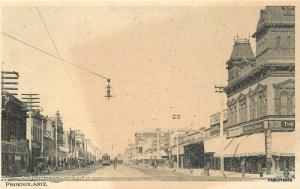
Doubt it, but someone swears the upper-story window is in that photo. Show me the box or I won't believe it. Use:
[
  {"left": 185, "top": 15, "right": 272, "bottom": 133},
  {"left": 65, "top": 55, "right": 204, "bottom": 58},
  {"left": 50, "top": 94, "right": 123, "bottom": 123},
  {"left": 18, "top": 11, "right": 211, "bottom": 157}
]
[
  {"left": 274, "top": 79, "right": 295, "bottom": 116},
  {"left": 257, "top": 87, "right": 267, "bottom": 118},
  {"left": 276, "top": 36, "right": 281, "bottom": 48},
  {"left": 279, "top": 92, "right": 288, "bottom": 115},
  {"left": 238, "top": 95, "right": 247, "bottom": 123},
  {"left": 249, "top": 93, "right": 257, "bottom": 120},
  {"left": 227, "top": 100, "right": 237, "bottom": 126},
  {"left": 287, "top": 36, "right": 291, "bottom": 47},
  {"left": 291, "top": 92, "right": 295, "bottom": 115}
]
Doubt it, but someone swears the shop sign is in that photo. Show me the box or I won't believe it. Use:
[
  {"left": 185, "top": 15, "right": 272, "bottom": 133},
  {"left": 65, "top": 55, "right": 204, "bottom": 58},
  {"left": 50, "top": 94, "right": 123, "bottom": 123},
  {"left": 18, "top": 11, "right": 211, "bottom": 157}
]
[
  {"left": 281, "top": 121, "right": 295, "bottom": 128},
  {"left": 270, "top": 120, "right": 295, "bottom": 131}
]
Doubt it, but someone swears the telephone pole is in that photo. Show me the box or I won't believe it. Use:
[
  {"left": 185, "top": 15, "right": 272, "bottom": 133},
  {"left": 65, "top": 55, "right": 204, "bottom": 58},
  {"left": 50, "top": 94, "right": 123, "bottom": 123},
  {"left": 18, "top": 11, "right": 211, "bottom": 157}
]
[
  {"left": 21, "top": 94, "right": 40, "bottom": 111},
  {"left": 55, "top": 111, "right": 60, "bottom": 169},
  {"left": 1, "top": 71, "right": 19, "bottom": 96},
  {"left": 215, "top": 85, "right": 226, "bottom": 176}
]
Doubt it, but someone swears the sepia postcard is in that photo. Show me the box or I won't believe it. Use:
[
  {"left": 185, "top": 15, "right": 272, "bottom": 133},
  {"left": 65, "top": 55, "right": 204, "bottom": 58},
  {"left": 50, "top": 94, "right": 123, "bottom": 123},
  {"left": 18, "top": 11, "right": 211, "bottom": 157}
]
[{"left": 0, "top": 0, "right": 299, "bottom": 189}]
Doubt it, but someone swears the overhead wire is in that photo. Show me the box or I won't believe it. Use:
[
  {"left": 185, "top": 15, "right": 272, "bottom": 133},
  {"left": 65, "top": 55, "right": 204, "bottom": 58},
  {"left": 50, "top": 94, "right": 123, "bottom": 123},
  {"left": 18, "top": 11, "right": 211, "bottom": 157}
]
[
  {"left": 35, "top": 6, "right": 82, "bottom": 98},
  {"left": 1, "top": 31, "right": 110, "bottom": 80}
]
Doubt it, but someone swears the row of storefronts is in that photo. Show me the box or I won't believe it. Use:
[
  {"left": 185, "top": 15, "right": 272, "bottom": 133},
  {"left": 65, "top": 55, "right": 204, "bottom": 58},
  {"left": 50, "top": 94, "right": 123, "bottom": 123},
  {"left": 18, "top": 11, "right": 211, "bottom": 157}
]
[{"left": 1, "top": 91, "right": 101, "bottom": 176}]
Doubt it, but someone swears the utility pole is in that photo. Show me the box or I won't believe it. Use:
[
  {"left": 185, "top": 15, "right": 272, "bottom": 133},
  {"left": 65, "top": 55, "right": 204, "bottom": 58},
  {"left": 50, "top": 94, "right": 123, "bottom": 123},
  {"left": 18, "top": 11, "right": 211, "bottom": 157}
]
[
  {"left": 41, "top": 118, "right": 44, "bottom": 156},
  {"left": 171, "top": 108, "right": 181, "bottom": 170},
  {"left": 157, "top": 128, "right": 160, "bottom": 159},
  {"left": 168, "top": 130, "right": 171, "bottom": 161},
  {"left": 176, "top": 132, "right": 179, "bottom": 170},
  {"left": 21, "top": 94, "right": 40, "bottom": 111},
  {"left": 55, "top": 111, "right": 59, "bottom": 169},
  {"left": 41, "top": 114, "right": 44, "bottom": 157},
  {"left": 215, "top": 85, "right": 226, "bottom": 176},
  {"left": 1, "top": 71, "right": 19, "bottom": 96},
  {"left": 74, "top": 131, "right": 77, "bottom": 158},
  {"left": 21, "top": 93, "right": 40, "bottom": 172},
  {"left": 73, "top": 130, "right": 80, "bottom": 158},
  {"left": 85, "top": 138, "right": 90, "bottom": 164}
]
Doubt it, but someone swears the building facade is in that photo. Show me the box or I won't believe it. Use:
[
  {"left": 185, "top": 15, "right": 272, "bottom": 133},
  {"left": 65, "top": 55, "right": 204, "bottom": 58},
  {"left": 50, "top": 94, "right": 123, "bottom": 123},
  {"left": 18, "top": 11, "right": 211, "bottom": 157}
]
[
  {"left": 134, "top": 129, "right": 169, "bottom": 162},
  {"left": 1, "top": 92, "right": 29, "bottom": 175},
  {"left": 223, "top": 6, "right": 295, "bottom": 175}
]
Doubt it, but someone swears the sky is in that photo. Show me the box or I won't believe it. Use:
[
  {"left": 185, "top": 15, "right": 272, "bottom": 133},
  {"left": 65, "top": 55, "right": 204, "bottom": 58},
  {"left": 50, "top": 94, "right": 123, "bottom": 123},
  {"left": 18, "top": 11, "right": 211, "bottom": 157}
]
[{"left": 1, "top": 2, "right": 262, "bottom": 155}]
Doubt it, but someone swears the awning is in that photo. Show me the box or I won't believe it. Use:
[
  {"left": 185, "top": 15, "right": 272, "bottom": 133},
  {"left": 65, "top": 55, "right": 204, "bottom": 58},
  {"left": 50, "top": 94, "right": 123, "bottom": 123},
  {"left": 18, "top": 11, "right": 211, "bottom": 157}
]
[
  {"left": 214, "top": 133, "right": 265, "bottom": 157},
  {"left": 204, "top": 137, "right": 220, "bottom": 154},
  {"left": 271, "top": 131, "right": 295, "bottom": 156},
  {"left": 171, "top": 146, "right": 184, "bottom": 155}
]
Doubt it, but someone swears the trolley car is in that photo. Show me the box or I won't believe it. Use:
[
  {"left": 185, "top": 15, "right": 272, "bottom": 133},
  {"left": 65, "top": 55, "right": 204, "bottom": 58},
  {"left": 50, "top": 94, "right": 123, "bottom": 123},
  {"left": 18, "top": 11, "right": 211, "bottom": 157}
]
[{"left": 102, "top": 154, "right": 111, "bottom": 166}]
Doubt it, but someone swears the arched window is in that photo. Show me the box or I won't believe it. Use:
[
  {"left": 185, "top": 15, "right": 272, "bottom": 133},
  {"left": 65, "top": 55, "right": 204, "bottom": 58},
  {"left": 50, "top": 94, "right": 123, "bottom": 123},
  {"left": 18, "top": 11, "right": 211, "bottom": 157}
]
[
  {"left": 257, "top": 91, "right": 267, "bottom": 117},
  {"left": 280, "top": 92, "right": 288, "bottom": 115},
  {"left": 233, "top": 104, "right": 237, "bottom": 124},
  {"left": 238, "top": 96, "right": 247, "bottom": 123},
  {"left": 250, "top": 94, "right": 257, "bottom": 119},
  {"left": 276, "top": 36, "right": 281, "bottom": 48},
  {"left": 291, "top": 92, "right": 295, "bottom": 115}
]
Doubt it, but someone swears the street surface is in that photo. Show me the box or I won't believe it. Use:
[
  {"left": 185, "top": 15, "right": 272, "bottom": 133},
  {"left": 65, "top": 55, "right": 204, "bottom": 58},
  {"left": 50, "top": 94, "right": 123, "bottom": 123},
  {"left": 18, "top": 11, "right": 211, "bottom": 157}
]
[{"left": 43, "top": 163, "right": 260, "bottom": 181}]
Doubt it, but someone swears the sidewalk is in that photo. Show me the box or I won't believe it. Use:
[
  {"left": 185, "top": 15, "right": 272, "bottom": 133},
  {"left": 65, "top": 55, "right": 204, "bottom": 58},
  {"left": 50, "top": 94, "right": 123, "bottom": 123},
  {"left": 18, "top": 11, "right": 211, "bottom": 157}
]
[
  {"left": 1, "top": 166, "right": 77, "bottom": 178},
  {"left": 154, "top": 165, "right": 264, "bottom": 179}
]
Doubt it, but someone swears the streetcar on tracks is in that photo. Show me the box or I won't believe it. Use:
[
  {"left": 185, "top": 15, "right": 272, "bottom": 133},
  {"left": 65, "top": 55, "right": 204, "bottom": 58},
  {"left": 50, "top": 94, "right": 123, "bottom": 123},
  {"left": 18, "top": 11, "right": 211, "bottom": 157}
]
[{"left": 102, "top": 154, "right": 111, "bottom": 166}]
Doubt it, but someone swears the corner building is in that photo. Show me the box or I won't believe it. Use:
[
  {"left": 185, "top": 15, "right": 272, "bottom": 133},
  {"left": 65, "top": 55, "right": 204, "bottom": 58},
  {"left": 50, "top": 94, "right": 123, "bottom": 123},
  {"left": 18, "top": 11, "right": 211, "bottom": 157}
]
[{"left": 224, "top": 6, "right": 295, "bottom": 175}]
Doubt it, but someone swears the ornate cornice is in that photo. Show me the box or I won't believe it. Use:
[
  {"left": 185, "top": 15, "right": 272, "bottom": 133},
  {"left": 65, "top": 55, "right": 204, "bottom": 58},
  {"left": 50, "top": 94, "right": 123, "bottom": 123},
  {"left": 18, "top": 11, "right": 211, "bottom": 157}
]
[
  {"left": 273, "top": 79, "right": 295, "bottom": 89},
  {"left": 225, "top": 64, "right": 294, "bottom": 97}
]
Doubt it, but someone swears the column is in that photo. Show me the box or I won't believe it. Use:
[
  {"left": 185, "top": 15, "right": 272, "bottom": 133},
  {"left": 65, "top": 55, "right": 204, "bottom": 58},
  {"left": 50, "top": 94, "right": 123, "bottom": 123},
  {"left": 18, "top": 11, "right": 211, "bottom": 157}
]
[{"left": 265, "top": 128, "right": 274, "bottom": 175}]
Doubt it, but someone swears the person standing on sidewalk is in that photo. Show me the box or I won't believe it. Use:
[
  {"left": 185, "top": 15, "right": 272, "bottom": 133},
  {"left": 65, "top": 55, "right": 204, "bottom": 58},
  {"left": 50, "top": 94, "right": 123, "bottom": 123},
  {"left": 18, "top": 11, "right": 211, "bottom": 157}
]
[
  {"left": 13, "top": 161, "right": 19, "bottom": 177},
  {"left": 204, "top": 161, "right": 210, "bottom": 176},
  {"left": 154, "top": 158, "right": 157, "bottom": 169},
  {"left": 257, "top": 161, "right": 263, "bottom": 177},
  {"left": 113, "top": 157, "right": 118, "bottom": 170},
  {"left": 241, "top": 158, "right": 246, "bottom": 178}
]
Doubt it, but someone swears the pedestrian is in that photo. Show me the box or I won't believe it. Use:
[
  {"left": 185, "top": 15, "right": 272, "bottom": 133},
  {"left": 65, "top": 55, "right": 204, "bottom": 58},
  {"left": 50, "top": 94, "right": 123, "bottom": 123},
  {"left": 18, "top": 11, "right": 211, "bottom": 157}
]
[
  {"left": 13, "top": 161, "right": 18, "bottom": 177},
  {"left": 283, "top": 166, "right": 289, "bottom": 178},
  {"left": 257, "top": 161, "right": 263, "bottom": 177},
  {"left": 113, "top": 157, "right": 118, "bottom": 170},
  {"left": 205, "top": 161, "right": 210, "bottom": 176},
  {"left": 241, "top": 158, "right": 246, "bottom": 178}
]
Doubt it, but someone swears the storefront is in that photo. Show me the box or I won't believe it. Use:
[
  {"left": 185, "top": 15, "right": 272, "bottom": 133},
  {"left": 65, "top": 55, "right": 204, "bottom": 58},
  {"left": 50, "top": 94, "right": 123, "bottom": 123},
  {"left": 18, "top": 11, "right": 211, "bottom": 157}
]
[
  {"left": 214, "top": 133, "right": 265, "bottom": 173},
  {"left": 210, "top": 131, "right": 295, "bottom": 174},
  {"left": 203, "top": 136, "right": 221, "bottom": 170},
  {"left": 183, "top": 142, "right": 205, "bottom": 169},
  {"left": 271, "top": 131, "right": 295, "bottom": 173},
  {"left": 1, "top": 140, "right": 29, "bottom": 176}
]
